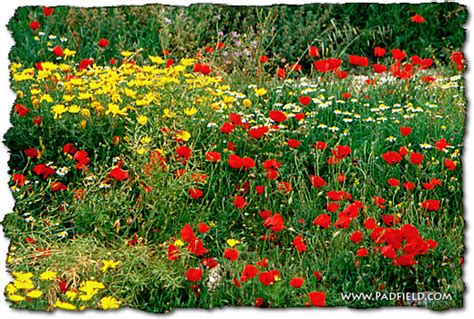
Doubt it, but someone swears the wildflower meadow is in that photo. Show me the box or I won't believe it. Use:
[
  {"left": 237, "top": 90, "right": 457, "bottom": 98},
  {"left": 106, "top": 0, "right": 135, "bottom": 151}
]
[{"left": 2, "top": 2, "right": 467, "bottom": 313}]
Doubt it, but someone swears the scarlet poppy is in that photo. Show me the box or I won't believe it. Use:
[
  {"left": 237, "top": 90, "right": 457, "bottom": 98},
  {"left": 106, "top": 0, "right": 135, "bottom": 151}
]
[
  {"left": 258, "top": 271, "right": 275, "bottom": 286},
  {"left": 15, "top": 104, "right": 30, "bottom": 117},
  {"left": 269, "top": 110, "right": 287, "bottom": 122},
  {"left": 332, "top": 145, "right": 351, "bottom": 159},
  {"left": 451, "top": 52, "right": 464, "bottom": 71},
  {"left": 309, "top": 46, "right": 319, "bottom": 58},
  {"left": 292, "top": 235, "right": 306, "bottom": 253},
  {"left": 248, "top": 126, "right": 269, "bottom": 139},
  {"left": 313, "top": 58, "right": 342, "bottom": 73},
  {"left": 308, "top": 291, "right": 326, "bottom": 307},
  {"left": 326, "top": 202, "right": 339, "bottom": 212},
  {"left": 186, "top": 268, "right": 203, "bottom": 282},
  {"left": 220, "top": 122, "right": 235, "bottom": 134},
  {"left": 233, "top": 196, "right": 248, "bottom": 209},
  {"left": 348, "top": 55, "right": 369, "bottom": 67},
  {"left": 51, "top": 181, "right": 67, "bottom": 192},
  {"left": 29, "top": 21, "right": 40, "bottom": 31},
  {"left": 188, "top": 238, "right": 208, "bottom": 256},
  {"left": 52, "top": 45, "right": 64, "bottom": 57},
  {"left": 168, "top": 244, "right": 179, "bottom": 261},
  {"left": 259, "top": 55, "right": 269, "bottom": 63},
  {"left": 224, "top": 248, "right": 239, "bottom": 261},
  {"left": 435, "top": 138, "right": 449, "bottom": 151},
  {"left": 400, "top": 126, "right": 412, "bottom": 136},
  {"left": 98, "top": 38, "right": 109, "bottom": 48},
  {"left": 201, "top": 258, "right": 218, "bottom": 268},
  {"left": 391, "top": 49, "right": 406, "bottom": 60},
  {"left": 314, "top": 141, "right": 327, "bottom": 150},
  {"left": 287, "top": 139, "right": 301, "bottom": 149},
  {"left": 298, "top": 96, "right": 312, "bottom": 106},
  {"left": 33, "top": 164, "right": 56, "bottom": 179},
  {"left": 403, "top": 181, "right": 415, "bottom": 191},
  {"left": 255, "top": 185, "right": 265, "bottom": 195},
  {"left": 387, "top": 178, "right": 400, "bottom": 187},
  {"left": 206, "top": 151, "right": 221, "bottom": 162},
  {"left": 382, "top": 151, "right": 403, "bottom": 165},
  {"left": 410, "top": 14, "right": 426, "bottom": 23},
  {"left": 43, "top": 7, "right": 54, "bottom": 16},
  {"left": 309, "top": 175, "right": 326, "bottom": 188},
  {"left": 374, "top": 47, "right": 386, "bottom": 57},
  {"left": 12, "top": 174, "right": 27, "bottom": 186},
  {"left": 289, "top": 277, "right": 304, "bottom": 288},
  {"left": 109, "top": 166, "right": 129, "bottom": 180},
  {"left": 421, "top": 199, "right": 440, "bottom": 211},
  {"left": 410, "top": 152, "right": 424, "bottom": 165},
  {"left": 197, "top": 222, "right": 210, "bottom": 233},
  {"left": 372, "top": 64, "right": 387, "bottom": 73},
  {"left": 350, "top": 231, "right": 363, "bottom": 244},
  {"left": 313, "top": 214, "right": 331, "bottom": 229},
  {"left": 277, "top": 67, "right": 285, "bottom": 78},
  {"left": 241, "top": 265, "right": 259, "bottom": 282},
  {"left": 263, "top": 213, "right": 285, "bottom": 232},
  {"left": 189, "top": 188, "right": 203, "bottom": 199},
  {"left": 445, "top": 159, "right": 456, "bottom": 170},
  {"left": 364, "top": 217, "right": 377, "bottom": 230},
  {"left": 255, "top": 297, "right": 264, "bottom": 307}
]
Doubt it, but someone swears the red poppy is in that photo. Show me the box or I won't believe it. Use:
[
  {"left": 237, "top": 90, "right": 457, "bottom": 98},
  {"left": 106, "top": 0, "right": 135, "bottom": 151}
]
[
  {"left": 314, "top": 141, "right": 327, "bottom": 150},
  {"left": 168, "top": 244, "right": 179, "bottom": 261},
  {"left": 357, "top": 247, "right": 369, "bottom": 257},
  {"left": 180, "top": 224, "right": 195, "bottom": 243},
  {"left": 277, "top": 67, "right": 286, "bottom": 78},
  {"left": 248, "top": 126, "right": 269, "bottom": 139},
  {"left": 308, "top": 291, "right": 326, "bottom": 307},
  {"left": 233, "top": 195, "right": 248, "bottom": 209},
  {"left": 336, "top": 70, "right": 348, "bottom": 79},
  {"left": 290, "top": 277, "right": 304, "bottom": 288},
  {"left": 350, "top": 231, "right": 363, "bottom": 244},
  {"left": 12, "top": 174, "right": 27, "bottom": 186},
  {"left": 372, "top": 64, "right": 387, "bottom": 73},
  {"left": 374, "top": 47, "right": 386, "bottom": 57},
  {"left": 348, "top": 55, "right": 369, "bottom": 67},
  {"left": 309, "top": 175, "right": 326, "bottom": 188},
  {"left": 410, "top": 14, "right": 426, "bottom": 23},
  {"left": 188, "top": 238, "right": 208, "bottom": 256},
  {"left": 410, "top": 152, "right": 424, "bottom": 165},
  {"left": 421, "top": 199, "right": 440, "bottom": 211},
  {"left": 298, "top": 96, "right": 312, "bottom": 106},
  {"left": 402, "top": 181, "right": 415, "bottom": 191},
  {"left": 255, "top": 185, "right": 265, "bottom": 195},
  {"left": 326, "top": 190, "right": 351, "bottom": 201},
  {"left": 313, "top": 214, "right": 331, "bottom": 229},
  {"left": 206, "top": 151, "right": 221, "bottom": 162},
  {"left": 382, "top": 151, "right": 403, "bottom": 165},
  {"left": 391, "top": 49, "right": 406, "bottom": 60},
  {"left": 220, "top": 122, "right": 235, "bottom": 134},
  {"left": 33, "top": 115, "right": 43, "bottom": 125},
  {"left": 189, "top": 188, "right": 204, "bottom": 199},
  {"left": 24, "top": 148, "right": 39, "bottom": 159},
  {"left": 51, "top": 181, "right": 67, "bottom": 192},
  {"left": 33, "top": 164, "right": 56, "bottom": 179},
  {"left": 400, "top": 126, "right": 412, "bottom": 136},
  {"left": 292, "top": 235, "right": 306, "bottom": 253},
  {"left": 202, "top": 258, "right": 218, "bottom": 269},
  {"left": 241, "top": 265, "right": 259, "bottom": 282},
  {"left": 43, "top": 7, "right": 54, "bottom": 16},
  {"left": 269, "top": 110, "right": 287, "bottom": 123},
  {"left": 165, "top": 59, "right": 174, "bottom": 68},
  {"left": 326, "top": 202, "right": 339, "bottom": 212},
  {"left": 421, "top": 76, "right": 436, "bottom": 83},
  {"left": 337, "top": 173, "right": 346, "bottom": 183},
  {"left": 255, "top": 297, "right": 264, "bottom": 307},
  {"left": 257, "top": 258, "right": 269, "bottom": 268},
  {"left": 309, "top": 46, "right": 320, "bottom": 58},
  {"left": 393, "top": 254, "right": 417, "bottom": 267},
  {"left": 259, "top": 271, "right": 275, "bottom": 286},
  {"left": 387, "top": 178, "right": 400, "bottom": 187},
  {"left": 445, "top": 159, "right": 456, "bottom": 171},
  {"left": 186, "top": 268, "right": 203, "bottom": 282},
  {"left": 263, "top": 213, "right": 285, "bottom": 232},
  {"left": 52, "top": 45, "right": 64, "bottom": 57},
  {"left": 197, "top": 222, "right": 210, "bottom": 234},
  {"left": 15, "top": 104, "right": 30, "bottom": 117},
  {"left": 451, "top": 52, "right": 464, "bottom": 71},
  {"left": 399, "top": 146, "right": 409, "bottom": 157},
  {"left": 259, "top": 55, "right": 269, "bottom": 63},
  {"left": 287, "top": 139, "right": 301, "bottom": 149},
  {"left": 29, "top": 21, "right": 40, "bottom": 31},
  {"left": 224, "top": 248, "right": 239, "bottom": 261},
  {"left": 435, "top": 138, "right": 449, "bottom": 151},
  {"left": 332, "top": 145, "right": 351, "bottom": 159},
  {"left": 313, "top": 58, "right": 342, "bottom": 73},
  {"left": 98, "top": 38, "right": 109, "bottom": 48},
  {"left": 109, "top": 166, "right": 129, "bottom": 180}
]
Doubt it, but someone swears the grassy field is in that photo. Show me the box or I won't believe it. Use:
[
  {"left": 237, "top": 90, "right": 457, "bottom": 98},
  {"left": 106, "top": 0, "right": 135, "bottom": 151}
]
[{"left": 2, "top": 4, "right": 466, "bottom": 312}]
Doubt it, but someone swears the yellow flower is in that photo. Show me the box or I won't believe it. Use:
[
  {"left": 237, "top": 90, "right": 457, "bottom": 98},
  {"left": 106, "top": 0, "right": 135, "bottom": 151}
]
[
  {"left": 174, "top": 239, "right": 185, "bottom": 247},
  {"left": 176, "top": 130, "right": 191, "bottom": 142},
  {"left": 13, "top": 279, "right": 34, "bottom": 290},
  {"left": 100, "top": 260, "right": 120, "bottom": 273},
  {"left": 12, "top": 271, "right": 33, "bottom": 281},
  {"left": 68, "top": 105, "right": 81, "bottom": 113},
  {"left": 81, "top": 109, "right": 91, "bottom": 117},
  {"left": 254, "top": 87, "right": 267, "bottom": 97},
  {"left": 40, "top": 94, "right": 53, "bottom": 103},
  {"left": 40, "top": 270, "right": 57, "bottom": 281},
  {"left": 183, "top": 107, "right": 198, "bottom": 116},
  {"left": 8, "top": 294, "right": 26, "bottom": 302},
  {"left": 63, "top": 48, "right": 76, "bottom": 58},
  {"left": 54, "top": 300, "right": 77, "bottom": 310},
  {"left": 51, "top": 104, "right": 68, "bottom": 119},
  {"left": 121, "top": 51, "right": 134, "bottom": 58},
  {"left": 137, "top": 115, "right": 148, "bottom": 125},
  {"left": 180, "top": 58, "right": 195, "bottom": 67},
  {"left": 149, "top": 55, "right": 166, "bottom": 64},
  {"left": 26, "top": 289, "right": 43, "bottom": 299},
  {"left": 242, "top": 99, "right": 252, "bottom": 107},
  {"left": 65, "top": 290, "right": 78, "bottom": 301},
  {"left": 5, "top": 283, "right": 17, "bottom": 295},
  {"left": 226, "top": 239, "right": 240, "bottom": 247},
  {"left": 105, "top": 103, "right": 128, "bottom": 117},
  {"left": 100, "top": 296, "right": 121, "bottom": 310},
  {"left": 162, "top": 108, "right": 176, "bottom": 119}
]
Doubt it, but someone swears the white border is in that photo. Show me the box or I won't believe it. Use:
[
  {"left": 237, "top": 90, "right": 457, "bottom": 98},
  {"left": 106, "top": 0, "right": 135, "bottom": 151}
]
[{"left": 0, "top": 1, "right": 471, "bottom": 319}]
